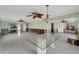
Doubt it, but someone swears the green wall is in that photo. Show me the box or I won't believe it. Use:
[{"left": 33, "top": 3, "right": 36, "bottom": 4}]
[
  {"left": 75, "top": 16, "right": 79, "bottom": 31},
  {"left": 0, "top": 22, "right": 9, "bottom": 28},
  {"left": 0, "top": 20, "right": 13, "bottom": 29},
  {"left": 29, "top": 20, "right": 51, "bottom": 29}
]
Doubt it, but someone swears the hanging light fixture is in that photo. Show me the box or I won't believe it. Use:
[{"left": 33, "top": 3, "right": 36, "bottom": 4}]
[
  {"left": 46, "top": 5, "right": 49, "bottom": 19},
  {"left": 43, "top": 5, "right": 49, "bottom": 23}
]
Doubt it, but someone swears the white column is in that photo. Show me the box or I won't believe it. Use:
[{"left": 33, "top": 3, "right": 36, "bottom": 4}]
[
  {"left": 23, "top": 23, "right": 26, "bottom": 32},
  {"left": 47, "top": 29, "right": 50, "bottom": 35},
  {"left": 17, "top": 24, "right": 21, "bottom": 38},
  {"left": 58, "top": 23, "right": 64, "bottom": 32},
  {"left": 37, "top": 38, "right": 46, "bottom": 54},
  {"left": 18, "top": 30, "right": 21, "bottom": 38}
]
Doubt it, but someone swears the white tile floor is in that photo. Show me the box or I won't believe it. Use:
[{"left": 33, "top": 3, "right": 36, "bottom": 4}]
[{"left": 0, "top": 32, "right": 79, "bottom": 54}]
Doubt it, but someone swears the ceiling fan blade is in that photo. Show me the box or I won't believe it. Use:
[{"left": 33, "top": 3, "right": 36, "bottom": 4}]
[
  {"left": 26, "top": 15, "right": 32, "bottom": 17},
  {"left": 33, "top": 16, "right": 37, "bottom": 19}
]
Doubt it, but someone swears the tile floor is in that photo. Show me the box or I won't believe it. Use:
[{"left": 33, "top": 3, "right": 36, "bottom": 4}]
[{"left": 0, "top": 32, "right": 79, "bottom": 54}]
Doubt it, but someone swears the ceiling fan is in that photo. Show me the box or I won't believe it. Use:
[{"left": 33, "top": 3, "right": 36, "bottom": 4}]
[
  {"left": 26, "top": 11, "right": 44, "bottom": 19},
  {"left": 26, "top": 5, "right": 51, "bottom": 23}
]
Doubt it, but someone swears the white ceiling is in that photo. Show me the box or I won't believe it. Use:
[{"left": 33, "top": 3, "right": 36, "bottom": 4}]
[{"left": 0, "top": 5, "right": 79, "bottom": 22}]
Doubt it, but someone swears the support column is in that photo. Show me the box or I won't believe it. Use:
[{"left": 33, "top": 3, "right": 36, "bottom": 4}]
[
  {"left": 17, "top": 24, "right": 21, "bottom": 38},
  {"left": 23, "top": 23, "right": 26, "bottom": 32},
  {"left": 47, "top": 29, "right": 50, "bottom": 35},
  {"left": 18, "top": 30, "right": 21, "bottom": 38}
]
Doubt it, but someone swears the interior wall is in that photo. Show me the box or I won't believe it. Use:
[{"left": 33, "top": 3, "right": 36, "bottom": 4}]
[
  {"left": 28, "top": 17, "right": 78, "bottom": 32},
  {"left": 29, "top": 20, "right": 51, "bottom": 29},
  {"left": 0, "top": 21, "right": 10, "bottom": 28},
  {"left": 75, "top": 16, "right": 79, "bottom": 31}
]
